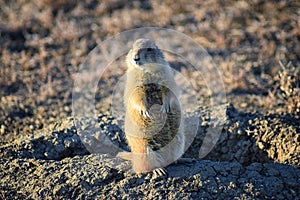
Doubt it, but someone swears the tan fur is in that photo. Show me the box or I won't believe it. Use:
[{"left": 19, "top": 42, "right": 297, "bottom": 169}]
[{"left": 117, "top": 39, "right": 185, "bottom": 174}]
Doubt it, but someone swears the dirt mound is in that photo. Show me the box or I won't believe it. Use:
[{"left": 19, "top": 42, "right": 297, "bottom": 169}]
[
  {"left": 185, "top": 105, "right": 300, "bottom": 167},
  {"left": 1, "top": 107, "right": 299, "bottom": 199},
  {"left": 1, "top": 155, "right": 299, "bottom": 199}
]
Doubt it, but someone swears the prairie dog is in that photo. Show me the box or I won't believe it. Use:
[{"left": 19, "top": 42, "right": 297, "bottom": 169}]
[{"left": 117, "top": 38, "right": 185, "bottom": 175}]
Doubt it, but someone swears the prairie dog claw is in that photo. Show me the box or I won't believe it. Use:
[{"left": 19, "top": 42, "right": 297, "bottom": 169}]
[
  {"left": 160, "top": 103, "right": 171, "bottom": 114},
  {"left": 140, "top": 109, "right": 152, "bottom": 119},
  {"left": 153, "top": 168, "right": 168, "bottom": 178}
]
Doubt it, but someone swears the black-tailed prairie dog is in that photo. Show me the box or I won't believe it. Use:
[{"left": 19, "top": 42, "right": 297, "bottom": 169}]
[{"left": 117, "top": 38, "right": 185, "bottom": 175}]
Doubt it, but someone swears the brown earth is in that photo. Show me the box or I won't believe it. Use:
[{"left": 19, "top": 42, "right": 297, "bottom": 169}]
[{"left": 0, "top": 0, "right": 299, "bottom": 199}]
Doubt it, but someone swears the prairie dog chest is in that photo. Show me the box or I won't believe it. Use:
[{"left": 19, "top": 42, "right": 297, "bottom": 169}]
[
  {"left": 126, "top": 65, "right": 170, "bottom": 98},
  {"left": 140, "top": 83, "right": 166, "bottom": 106}
]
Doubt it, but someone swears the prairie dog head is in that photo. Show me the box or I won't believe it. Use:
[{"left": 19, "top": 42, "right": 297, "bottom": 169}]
[{"left": 126, "top": 38, "right": 166, "bottom": 69}]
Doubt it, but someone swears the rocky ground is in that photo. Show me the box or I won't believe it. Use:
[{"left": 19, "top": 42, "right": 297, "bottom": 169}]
[{"left": 0, "top": 0, "right": 300, "bottom": 199}]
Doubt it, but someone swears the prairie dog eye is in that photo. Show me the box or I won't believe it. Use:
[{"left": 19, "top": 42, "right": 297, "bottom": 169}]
[{"left": 133, "top": 55, "right": 140, "bottom": 61}]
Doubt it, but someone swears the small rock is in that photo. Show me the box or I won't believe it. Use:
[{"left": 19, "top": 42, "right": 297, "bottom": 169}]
[
  {"left": 0, "top": 125, "right": 6, "bottom": 134},
  {"left": 257, "top": 142, "right": 264, "bottom": 149}
]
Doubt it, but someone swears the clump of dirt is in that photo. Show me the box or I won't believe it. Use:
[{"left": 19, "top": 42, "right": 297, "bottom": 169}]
[{"left": 185, "top": 104, "right": 300, "bottom": 167}]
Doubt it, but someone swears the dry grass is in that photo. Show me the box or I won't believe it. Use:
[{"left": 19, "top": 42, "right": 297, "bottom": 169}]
[
  {"left": 0, "top": 0, "right": 299, "bottom": 140},
  {"left": 267, "top": 61, "right": 300, "bottom": 113}
]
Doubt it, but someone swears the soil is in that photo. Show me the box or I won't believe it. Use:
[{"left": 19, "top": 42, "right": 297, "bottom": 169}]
[{"left": 0, "top": 0, "right": 299, "bottom": 199}]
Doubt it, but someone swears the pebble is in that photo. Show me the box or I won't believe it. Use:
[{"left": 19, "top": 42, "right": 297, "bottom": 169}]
[{"left": 0, "top": 125, "right": 6, "bottom": 134}]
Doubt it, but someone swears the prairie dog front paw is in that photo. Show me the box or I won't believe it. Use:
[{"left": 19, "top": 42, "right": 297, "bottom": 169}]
[
  {"left": 133, "top": 103, "right": 152, "bottom": 119},
  {"left": 160, "top": 102, "right": 171, "bottom": 114}
]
